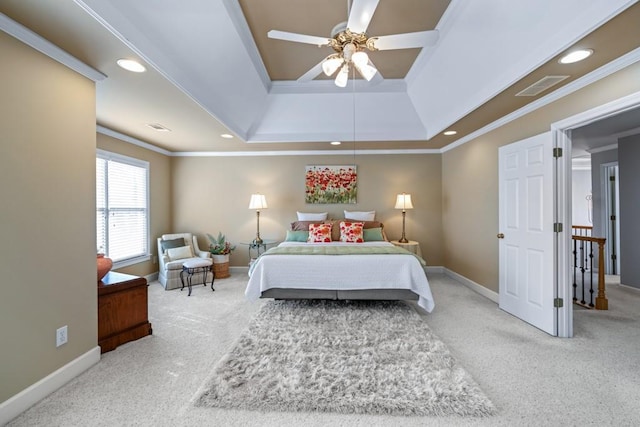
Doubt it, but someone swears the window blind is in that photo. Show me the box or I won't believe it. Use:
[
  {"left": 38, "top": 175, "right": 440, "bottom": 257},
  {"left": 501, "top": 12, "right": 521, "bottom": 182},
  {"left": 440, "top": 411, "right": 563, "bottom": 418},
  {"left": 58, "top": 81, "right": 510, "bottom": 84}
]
[{"left": 96, "top": 150, "right": 149, "bottom": 265}]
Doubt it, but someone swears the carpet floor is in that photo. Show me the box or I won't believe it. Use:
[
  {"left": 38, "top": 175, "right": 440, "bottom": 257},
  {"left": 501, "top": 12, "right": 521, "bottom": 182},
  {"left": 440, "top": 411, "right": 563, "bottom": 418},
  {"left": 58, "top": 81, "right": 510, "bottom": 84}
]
[
  {"left": 7, "top": 272, "right": 640, "bottom": 426},
  {"left": 196, "top": 299, "right": 495, "bottom": 417}
]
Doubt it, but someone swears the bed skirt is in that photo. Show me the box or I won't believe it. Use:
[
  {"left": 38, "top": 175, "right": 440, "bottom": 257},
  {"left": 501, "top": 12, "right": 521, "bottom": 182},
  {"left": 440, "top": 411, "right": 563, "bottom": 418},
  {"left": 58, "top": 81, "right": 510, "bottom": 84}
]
[{"left": 261, "top": 288, "right": 419, "bottom": 301}]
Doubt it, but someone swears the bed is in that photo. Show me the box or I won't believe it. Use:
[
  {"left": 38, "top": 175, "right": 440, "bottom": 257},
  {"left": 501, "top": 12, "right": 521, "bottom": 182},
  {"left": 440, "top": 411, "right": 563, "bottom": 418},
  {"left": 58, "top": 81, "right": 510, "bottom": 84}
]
[{"left": 245, "top": 238, "right": 435, "bottom": 313}]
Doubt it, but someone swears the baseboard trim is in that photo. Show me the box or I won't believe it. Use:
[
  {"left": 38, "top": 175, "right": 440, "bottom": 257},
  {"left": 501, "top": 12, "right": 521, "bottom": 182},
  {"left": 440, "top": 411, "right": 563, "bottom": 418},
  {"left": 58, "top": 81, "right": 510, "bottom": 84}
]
[
  {"left": 145, "top": 272, "right": 159, "bottom": 283},
  {"left": 619, "top": 283, "right": 640, "bottom": 292},
  {"left": 444, "top": 268, "right": 499, "bottom": 303},
  {"left": 0, "top": 346, "right": 101, "bottom": 425},
  {"left": 426, "top": 266, "right": 445, "bottom": 274},
  {"left": 230, "top": 266, "right": 249, "bottom": 274}
]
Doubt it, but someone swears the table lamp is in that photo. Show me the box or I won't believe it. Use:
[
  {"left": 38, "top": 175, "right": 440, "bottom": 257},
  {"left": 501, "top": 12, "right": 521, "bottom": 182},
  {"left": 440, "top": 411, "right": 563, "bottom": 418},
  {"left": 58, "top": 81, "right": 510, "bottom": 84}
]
[
  {"left": 394, "top": 193, "right": 413, "bottom": 243},
  {"left": 249, "top": 194, "right": 268, "bottom": 244}
]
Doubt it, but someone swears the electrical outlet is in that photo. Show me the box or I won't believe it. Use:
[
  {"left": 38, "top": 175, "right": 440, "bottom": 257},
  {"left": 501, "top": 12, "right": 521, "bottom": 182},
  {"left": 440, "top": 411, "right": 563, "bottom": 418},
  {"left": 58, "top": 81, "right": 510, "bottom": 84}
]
[{"left": 56, "top": 325, "right": 68, "bottom": 347}]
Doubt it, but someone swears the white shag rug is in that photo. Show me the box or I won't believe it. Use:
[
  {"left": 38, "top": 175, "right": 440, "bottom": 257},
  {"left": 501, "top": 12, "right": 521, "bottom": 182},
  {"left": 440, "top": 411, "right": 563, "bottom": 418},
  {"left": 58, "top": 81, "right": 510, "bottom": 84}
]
[{"left": 195, "top": 300, "right": 496, "bottom": 417}]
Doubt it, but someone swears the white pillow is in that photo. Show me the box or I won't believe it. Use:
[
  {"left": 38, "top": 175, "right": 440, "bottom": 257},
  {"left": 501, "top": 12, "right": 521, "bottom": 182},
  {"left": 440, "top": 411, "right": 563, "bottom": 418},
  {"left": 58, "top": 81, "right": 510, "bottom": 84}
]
[
  {"left": 344, "top": 210, "right": 376, "bottom": 221},
  {"left": 297, "top": 211, "right": 328, "bottom": 221},
  {"left": 166, "top": 245, "right": 193, "bottom": 261}
]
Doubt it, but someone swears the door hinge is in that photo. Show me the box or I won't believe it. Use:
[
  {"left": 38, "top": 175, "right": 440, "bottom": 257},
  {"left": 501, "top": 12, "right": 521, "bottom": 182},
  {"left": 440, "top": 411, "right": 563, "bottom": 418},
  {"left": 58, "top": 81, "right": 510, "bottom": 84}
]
[
  {"left": 610, "top": 215, "right": 616, "bottom": 221},
  {"left": 554, "top": 298, "right": 564, "bottom": 308},
  {"left": 553, "top": 147, "right": 563, "bottom": 158},
  {"left": 553, "top": 223, "right": 563, "bottom": 233}
]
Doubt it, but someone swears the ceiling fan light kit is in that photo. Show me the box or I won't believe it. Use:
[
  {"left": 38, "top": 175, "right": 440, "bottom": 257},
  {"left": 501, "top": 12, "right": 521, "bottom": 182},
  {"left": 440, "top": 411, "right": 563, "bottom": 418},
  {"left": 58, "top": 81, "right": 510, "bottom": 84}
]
[
  {"left": 322, "top": 31, "right": 378, "bottom": 86},
  {"left": 267, "top": 0, "right": 438, "bottom": 87}
]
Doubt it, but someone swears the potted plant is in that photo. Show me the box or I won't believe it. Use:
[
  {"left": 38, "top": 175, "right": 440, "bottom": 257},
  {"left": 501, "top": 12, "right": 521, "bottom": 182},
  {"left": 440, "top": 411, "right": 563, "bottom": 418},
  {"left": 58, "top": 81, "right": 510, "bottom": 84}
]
[{"left": 207, "top": 232, "right": 235, "bottom": 278}]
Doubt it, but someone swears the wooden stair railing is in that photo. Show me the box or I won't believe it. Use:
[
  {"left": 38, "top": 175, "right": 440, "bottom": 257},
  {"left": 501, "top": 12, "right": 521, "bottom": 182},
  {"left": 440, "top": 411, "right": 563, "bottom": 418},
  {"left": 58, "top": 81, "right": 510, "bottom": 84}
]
[{"left": 571, "top": 230, "right": 608, "bottom": 310}]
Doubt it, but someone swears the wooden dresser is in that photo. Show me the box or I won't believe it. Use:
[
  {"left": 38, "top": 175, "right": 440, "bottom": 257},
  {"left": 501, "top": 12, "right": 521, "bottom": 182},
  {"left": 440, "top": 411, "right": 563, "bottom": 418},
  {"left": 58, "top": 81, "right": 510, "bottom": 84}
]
[{"left": 98, "top": 271, "right": 153, "bottom": 353}]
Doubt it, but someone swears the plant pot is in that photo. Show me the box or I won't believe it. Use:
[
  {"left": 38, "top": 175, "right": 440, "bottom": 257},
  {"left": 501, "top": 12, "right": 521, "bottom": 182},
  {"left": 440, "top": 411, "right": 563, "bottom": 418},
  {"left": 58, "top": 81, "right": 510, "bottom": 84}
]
[
  {"left": 97, "top": 254, "right": 113, "bottom": 282},
  {"left": 211, "top": 254, "right": 229, "bottom": 264},
  {"left": 211, "top": 254, "right": 230, "bottom": 278}
]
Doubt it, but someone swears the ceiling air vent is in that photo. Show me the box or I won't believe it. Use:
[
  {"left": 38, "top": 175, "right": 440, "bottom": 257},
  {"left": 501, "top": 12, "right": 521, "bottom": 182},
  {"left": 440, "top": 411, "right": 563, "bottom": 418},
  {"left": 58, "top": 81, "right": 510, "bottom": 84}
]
[
  {"left": 146, "top": 123, "right": 171, "bottom": 132},
  {"left": 516, "top": 75, "right": 570, "bottom": 97}
]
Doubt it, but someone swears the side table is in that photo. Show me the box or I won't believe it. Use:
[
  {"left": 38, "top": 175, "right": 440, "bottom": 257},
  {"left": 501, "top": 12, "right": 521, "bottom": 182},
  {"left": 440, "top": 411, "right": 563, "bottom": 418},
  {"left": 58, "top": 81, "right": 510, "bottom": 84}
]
[
  {"left": 390, "top": 240, "right": 422, "bottom": 257},
  {"left": 98, "top": 271, "right": 152, "bottom": 353},
  {"left": 240, "top": 240, "right": 278, "bottom": 264}
]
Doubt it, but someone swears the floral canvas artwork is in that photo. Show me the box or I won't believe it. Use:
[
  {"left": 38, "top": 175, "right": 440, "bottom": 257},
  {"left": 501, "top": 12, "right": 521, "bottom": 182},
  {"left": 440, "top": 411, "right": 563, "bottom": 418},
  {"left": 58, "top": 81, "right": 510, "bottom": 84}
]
[{"left": 305, "top": 165, "right": 357, "bottom": 204}]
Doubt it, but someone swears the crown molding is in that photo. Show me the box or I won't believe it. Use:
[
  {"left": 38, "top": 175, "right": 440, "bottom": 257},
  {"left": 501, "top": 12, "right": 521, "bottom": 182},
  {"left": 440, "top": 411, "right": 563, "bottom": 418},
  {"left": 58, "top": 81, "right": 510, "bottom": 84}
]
[
  {"left": 269, "top": 79, "right": 407, "bottom": 95},
  {"left": 0, "top": 12, "right": 106, "bottom": 82},
  {"left": 588, "top": 143, "right": 618, "bottom": 154},
  {"left": 98, "top": 125, "right": 440, "bottom": 157},
  {"left": 97, "top": 125, "right": 172, "bottom": 156},
  {"left": 171, "top": 148, "right": 441, "bottom": 157}
]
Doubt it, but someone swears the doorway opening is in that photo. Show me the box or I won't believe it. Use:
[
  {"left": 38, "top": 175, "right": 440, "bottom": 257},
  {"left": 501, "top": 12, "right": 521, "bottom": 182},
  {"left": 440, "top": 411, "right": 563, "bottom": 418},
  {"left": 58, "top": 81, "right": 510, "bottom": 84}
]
[{"left": 554, "top": 92, "right": 640, "bottom": 337}]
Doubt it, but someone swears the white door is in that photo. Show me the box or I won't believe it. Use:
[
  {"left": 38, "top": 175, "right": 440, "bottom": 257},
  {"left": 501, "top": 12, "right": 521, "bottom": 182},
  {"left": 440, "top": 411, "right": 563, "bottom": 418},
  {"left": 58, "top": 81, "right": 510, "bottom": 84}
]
[{"left": 498, "top": 132, "right": 556, "bottom": 335}]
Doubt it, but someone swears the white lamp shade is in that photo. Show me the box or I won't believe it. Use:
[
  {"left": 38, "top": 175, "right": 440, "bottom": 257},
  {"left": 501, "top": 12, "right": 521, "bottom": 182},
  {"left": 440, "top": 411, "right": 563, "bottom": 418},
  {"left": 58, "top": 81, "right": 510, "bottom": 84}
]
[
  {"left": 394, "top": 193, "right": 413, "bottom": 210},
  {"left": 355, "top": 62, "right": 377, "bottom": 81},
  {"left": 249, "top": 194, "right": 268, "bottom": 210},
  {"left": 322, "top": 56, "right": 343, "bottom": 76},
  {"left": 334, "top": 64, "right": 349, "bottom": 87},
  {"left": 351, "top": 51, "right": 369, "bottom": 67}
]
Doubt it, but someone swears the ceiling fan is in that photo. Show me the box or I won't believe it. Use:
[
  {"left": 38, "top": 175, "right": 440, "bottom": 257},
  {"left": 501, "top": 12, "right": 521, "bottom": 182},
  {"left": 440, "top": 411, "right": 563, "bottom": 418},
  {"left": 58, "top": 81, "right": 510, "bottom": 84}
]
[{"left": 267, "top": 0, "right": 439, "bottom": 87}]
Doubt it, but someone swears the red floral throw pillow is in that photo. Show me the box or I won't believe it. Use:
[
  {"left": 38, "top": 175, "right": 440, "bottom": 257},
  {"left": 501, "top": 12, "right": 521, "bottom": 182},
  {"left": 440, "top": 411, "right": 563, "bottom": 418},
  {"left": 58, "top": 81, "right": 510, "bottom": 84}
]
[
  {"left": 339, "top": 221, "right": 364, "bottom": 243},
  {"left": 307, "top": 223, "right": 333, "bottom": 243}
]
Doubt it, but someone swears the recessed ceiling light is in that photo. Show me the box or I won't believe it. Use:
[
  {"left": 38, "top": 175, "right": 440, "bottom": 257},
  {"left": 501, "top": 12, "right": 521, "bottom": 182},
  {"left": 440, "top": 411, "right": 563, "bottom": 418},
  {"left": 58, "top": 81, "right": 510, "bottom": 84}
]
[
  {"left": 443, "top": 130, "right": 457, "bottom": 136},
  {"left": 146, "top": 123, "right": 171, "bottom": 132},
  {"left": 117, "top": 59, "right": 146, "bottom": 73},
  {"left": 221, "top": 133, "right": 234, "bottom": 139},
  {"left": 558, "top": 49, "right": 593, "bottom": 64},
  {"left": 330, "top": 141, "right": 341, "bottom": 145}
]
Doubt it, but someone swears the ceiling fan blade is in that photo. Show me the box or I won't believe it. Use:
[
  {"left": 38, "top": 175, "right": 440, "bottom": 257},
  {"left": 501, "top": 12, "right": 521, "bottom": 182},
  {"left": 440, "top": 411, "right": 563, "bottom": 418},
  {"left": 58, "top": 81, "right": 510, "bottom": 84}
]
[
  {"left": 297, "top": 60, "right": 325, "bottom": 83},
  {"left": 268, "top": 30, "right": 331, "bottom": 47},
  {"left": 370, "top": 30, "right": 439, "bottom": 51},
  {"left": 347, "top": 0, "right": 380, "bottom": 34}
]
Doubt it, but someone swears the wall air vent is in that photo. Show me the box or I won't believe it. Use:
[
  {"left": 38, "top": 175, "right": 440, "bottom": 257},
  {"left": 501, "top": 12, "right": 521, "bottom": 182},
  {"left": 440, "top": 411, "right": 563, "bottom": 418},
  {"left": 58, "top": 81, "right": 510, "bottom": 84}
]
[{"left": 516, "top": 75, "right": 570, "bottom": 97}]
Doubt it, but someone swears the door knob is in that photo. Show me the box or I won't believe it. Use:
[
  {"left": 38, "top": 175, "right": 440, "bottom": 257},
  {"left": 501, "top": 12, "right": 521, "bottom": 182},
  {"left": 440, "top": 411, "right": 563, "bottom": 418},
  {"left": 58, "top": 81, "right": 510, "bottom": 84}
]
[{"left": 497, "top": 233, "right": 505, "bottom": 239}]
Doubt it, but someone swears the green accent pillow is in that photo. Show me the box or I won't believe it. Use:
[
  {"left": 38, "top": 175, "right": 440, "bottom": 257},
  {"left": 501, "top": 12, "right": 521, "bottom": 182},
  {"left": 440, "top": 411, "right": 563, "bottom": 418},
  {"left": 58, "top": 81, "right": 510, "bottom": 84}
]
[
  {"left": 160, "top": 237, "right": 185, "bottom": 252},
  {"left": 363, "top": 227, "right": 385, "bottom": 242},
  {"left": 285, "top": 230, "right": 309, "bottom": 242}
]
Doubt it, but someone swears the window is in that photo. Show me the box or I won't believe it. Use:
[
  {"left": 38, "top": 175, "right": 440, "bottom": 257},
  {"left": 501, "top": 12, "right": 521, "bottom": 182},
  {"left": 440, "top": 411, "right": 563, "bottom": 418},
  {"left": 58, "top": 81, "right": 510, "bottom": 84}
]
[{"left": 96, "top": 150, "right": 150, "bottom": 267}]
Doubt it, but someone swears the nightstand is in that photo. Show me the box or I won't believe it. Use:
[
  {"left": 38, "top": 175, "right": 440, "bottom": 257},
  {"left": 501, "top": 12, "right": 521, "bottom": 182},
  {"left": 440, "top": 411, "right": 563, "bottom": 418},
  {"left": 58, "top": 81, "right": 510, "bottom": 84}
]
[
  {"left": 240, "top": 240, "right": 278, "bottom": 264},
  {"left": 390, "top": 240, "right": 422, "bottom": 257}
]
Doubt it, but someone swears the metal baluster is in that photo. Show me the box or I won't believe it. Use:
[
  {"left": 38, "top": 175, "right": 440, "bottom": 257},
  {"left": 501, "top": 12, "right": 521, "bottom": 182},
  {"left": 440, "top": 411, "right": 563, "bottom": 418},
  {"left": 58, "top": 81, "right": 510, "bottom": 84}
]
[
  {"left": 573, "top": 239, "right": 578, "bottom": 302},
  {"left": 588, "top": 241, "right": 595, "bottom": 307},
  {"left": 580, "top": 241, "right": 586, "bottom": 305}
]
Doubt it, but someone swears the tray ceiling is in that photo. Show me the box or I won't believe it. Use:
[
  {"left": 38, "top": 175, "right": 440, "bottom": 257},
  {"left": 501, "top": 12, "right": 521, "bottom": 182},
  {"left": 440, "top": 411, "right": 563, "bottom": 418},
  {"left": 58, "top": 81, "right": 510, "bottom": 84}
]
[{"left": 1, "top": 0, "right": 639, "bottom": 154}]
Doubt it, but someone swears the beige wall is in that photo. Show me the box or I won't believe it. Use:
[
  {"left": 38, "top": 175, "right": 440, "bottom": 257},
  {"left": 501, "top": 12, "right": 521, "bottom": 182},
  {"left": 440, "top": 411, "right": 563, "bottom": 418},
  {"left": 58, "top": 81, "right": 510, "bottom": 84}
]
[
  {"left": 171, "top": 154, "right": 443, "bottom": 266},
  {"left": 442, "top": 62, "right": 640, "bottom": 292},
  {"left": 0, "top": 32, "right": 97, "bottom": 401},
  {"left": 96, "top": 133, "right": 172, "bottom": 277}
]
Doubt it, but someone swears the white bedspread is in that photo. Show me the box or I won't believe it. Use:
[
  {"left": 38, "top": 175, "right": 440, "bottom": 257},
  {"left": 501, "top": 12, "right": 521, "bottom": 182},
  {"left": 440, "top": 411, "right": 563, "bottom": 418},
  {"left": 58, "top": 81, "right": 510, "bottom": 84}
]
[{"left": 245, "top": 241, "right": 435, "bottom": 312}]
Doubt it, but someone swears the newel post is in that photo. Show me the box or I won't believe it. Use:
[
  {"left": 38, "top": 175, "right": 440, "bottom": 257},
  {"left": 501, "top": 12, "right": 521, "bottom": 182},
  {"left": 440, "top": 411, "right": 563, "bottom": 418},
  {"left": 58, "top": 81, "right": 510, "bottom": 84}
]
[{"left": 595, "top": 238, "right": 608, "bottom": 310}]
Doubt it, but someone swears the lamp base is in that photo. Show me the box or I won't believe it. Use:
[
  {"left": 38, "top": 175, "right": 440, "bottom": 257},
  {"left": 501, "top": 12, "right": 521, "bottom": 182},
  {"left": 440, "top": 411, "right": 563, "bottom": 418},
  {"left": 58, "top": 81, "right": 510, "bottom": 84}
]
[
  {"left": 253, "top": 236, "right": 264, "bottom": 245},
  {"left": 398, "top": 237, "right": 409, "bottom": 243}
]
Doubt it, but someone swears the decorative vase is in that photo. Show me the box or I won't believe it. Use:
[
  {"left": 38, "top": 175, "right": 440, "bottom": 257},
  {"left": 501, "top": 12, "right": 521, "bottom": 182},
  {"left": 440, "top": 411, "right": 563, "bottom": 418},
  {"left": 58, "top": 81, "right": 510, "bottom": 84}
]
[
  {"left": 211, "top": 254, "right": 230, "bottom": 278},
  {"left": 97, "top": 254, "right": 113, "bottom": 282}
]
